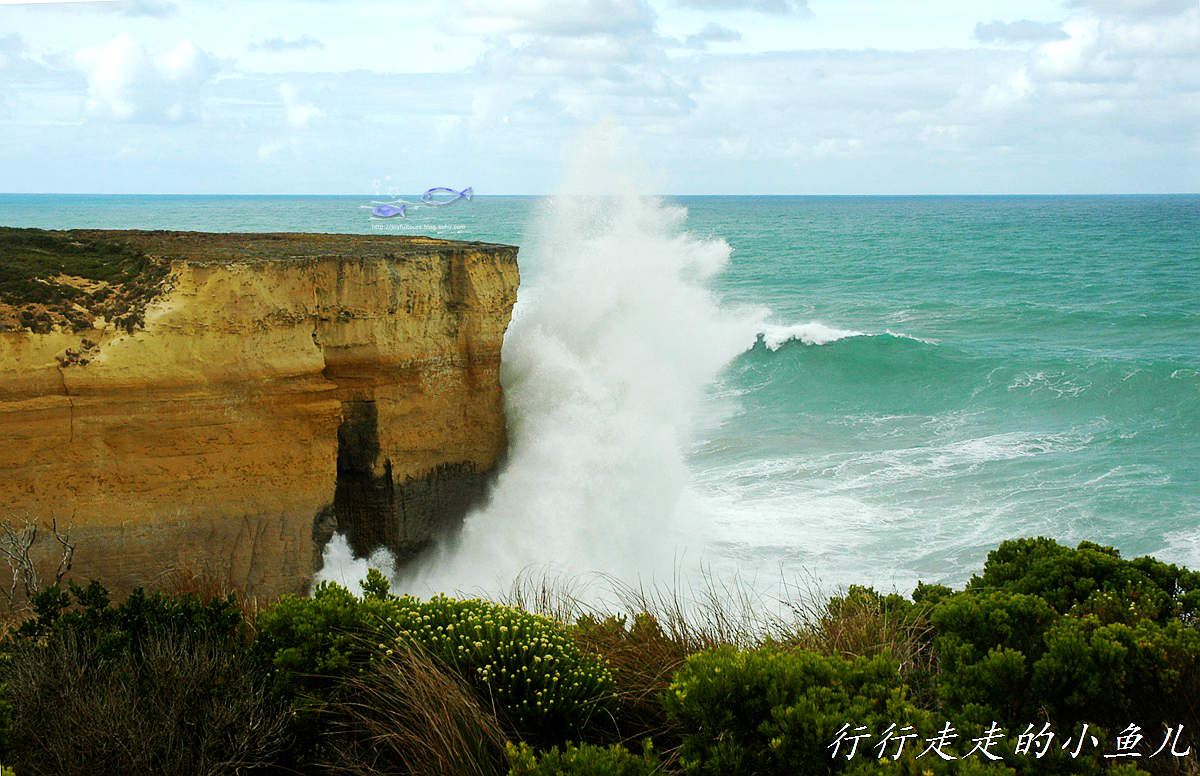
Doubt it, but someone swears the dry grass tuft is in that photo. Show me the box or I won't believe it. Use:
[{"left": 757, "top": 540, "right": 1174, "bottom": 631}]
[
  {"left": 500, "top": 566, "right": 939, "bottom": 746},
  {"left": 320, "top": 640, "right": 508, "bottom": 776},
  {"left": 156, "top": 562, "right": 273, "bottom": 625},
  {"left": 780, "top": 580, "right": 938, "bottom": 678}
]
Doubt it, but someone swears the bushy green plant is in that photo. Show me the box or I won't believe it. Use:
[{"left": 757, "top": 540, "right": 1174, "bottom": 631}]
[
  {"left": 255, "top": 570, "right": 617, "bottom": 744},
  {"left": 506, "top": 741, "right": 661, "bottom": 776},
  {"left": 384, "top": 593, "right": 617, "bottom": 743},
  {"left": 931, "top": 539, "right": 1200, "bottom": 731},
  {"left": 13, "top": 579, "right": 245, "bottom": 651},
  {"left": 0, "top": 581, "right": 285, "bottom": 776},
  {"left": 929, "top": 591, "right": 1058, "bottom": 721},
  {"left": 1033, "top": 616, "right": 1200, "bottom": 728},
  {"left": 662, "top": 645, "right": 936, "bottom": 775},
  {"left": 254, "top": 577, "right": 389, "bottom": 698},
  {"left": 965, "top": 538, "right": 1200, "bottom": 621}
]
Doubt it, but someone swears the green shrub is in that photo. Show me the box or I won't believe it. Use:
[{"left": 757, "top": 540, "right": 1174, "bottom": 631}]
[
  {"left": 13, "top": 579, "right": 245, "bottom": 652},
  {"left": 965, "top": 538, "right": 1200, "bottom": 620},
  {"left": 255, "top": 570, "right": 617, "bottom": 745},
  {"left": 384, "top": 593, "right": 617, "bottom": 743},
  {"left": 506, "top": 741, "right": 661, "bottom": 776},
  {"left": 254, "top": 577, "right": 387, "bottom": 699},
  {"left": 252, "top": 574, "right": 421, "bottom": 765},
  {"left": 930, "top": 591, "right": 1057, "bottom": 720},
  {"left": 662, "top": 645, "right": 936, "bottom": 775},
  {"left": 931, "top": 539, "right": 1200, "bottom": 731},
  {"left": 0, "top": 582, "right": 286, "bottom": 776},
  {"left": 1032, "top": 616, "right": 1200, "bottom": 728}
]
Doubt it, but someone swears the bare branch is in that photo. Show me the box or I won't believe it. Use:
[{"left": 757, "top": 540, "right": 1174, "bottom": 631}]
[{"left": 0, "top": 515, "right": 77, "bottom": 611}]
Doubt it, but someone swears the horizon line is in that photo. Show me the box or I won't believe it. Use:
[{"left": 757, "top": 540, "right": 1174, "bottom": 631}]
[{"left": 2, "top": 191, "right": 1198, "bottom": 198}]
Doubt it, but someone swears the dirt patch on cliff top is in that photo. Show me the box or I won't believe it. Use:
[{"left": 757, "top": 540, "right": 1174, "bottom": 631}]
[{"left": 0, "top": 227, "right": 171, "bottom": 333}]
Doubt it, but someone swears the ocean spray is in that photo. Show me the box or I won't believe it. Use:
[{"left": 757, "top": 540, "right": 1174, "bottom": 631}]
[{"left": 318, "top": 125, "right": 761, "bottom": 596}]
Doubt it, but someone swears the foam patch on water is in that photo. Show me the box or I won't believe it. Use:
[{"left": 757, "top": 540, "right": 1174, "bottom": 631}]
[
  {"left": 753, "top": 322, "right": 936, "bottom": 351},
  {"left": 758, "top": 321, "right": 864, "bottom": 350},
  {"left": 1157, "top": 524, "right": 1200, "bottom": 572}
]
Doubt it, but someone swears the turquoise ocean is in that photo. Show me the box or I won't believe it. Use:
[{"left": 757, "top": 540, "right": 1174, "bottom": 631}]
[{"left": 2, "top": 193, "right": 1198, "bottom": 593}]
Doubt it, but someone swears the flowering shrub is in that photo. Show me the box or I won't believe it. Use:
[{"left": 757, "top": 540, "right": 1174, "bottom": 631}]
[
  {"left": 384, "top": 594, "right": 618, "bottom": 743},
  {"left": 254, "top": 570, "right": 616, "bottom": 744}
]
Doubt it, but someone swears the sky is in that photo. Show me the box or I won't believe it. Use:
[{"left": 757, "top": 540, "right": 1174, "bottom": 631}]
[{"left": 0, "top": 0, "right": 1197, "bottom": 194}]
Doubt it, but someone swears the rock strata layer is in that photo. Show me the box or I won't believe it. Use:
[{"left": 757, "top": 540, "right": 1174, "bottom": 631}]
[{"left": 0, "top": 230, "right": 519, "bottom": 600}]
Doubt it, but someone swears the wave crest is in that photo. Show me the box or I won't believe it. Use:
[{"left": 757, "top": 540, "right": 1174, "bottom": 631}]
[
  {"left": 753, "top": 322, "right": 935, "bottom": 351},
  {"left": 758, "top": 322, "right": 865, "bottom": 350}
]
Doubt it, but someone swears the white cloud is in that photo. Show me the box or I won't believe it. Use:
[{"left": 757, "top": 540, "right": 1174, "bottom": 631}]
[
  {"left": 682, "top": 22, "right": 742, "bottom": 49},
  {"left": 0, "top": 0, "right": 177, "bottom": 15},
  {"left": 2, "top": 0, "right": 1197, "bottom": 193},
  {"left": 76, "top": 34, "right": 218, "bottom": 121},
  {"left": 975, "top": 20, "right": 1069, "bottom": 44},
  {"left": 279, "top": 82, "right": 322, "bottom": 128},
  {"left": 674, "top": 0, "right": 810, "bottom": 15},
  {"left": 1030, "top": 9, "right": 1200, "bottom": 84},
  {"left": 256, "top": 138, "right": 288, "bottom": 160},
  {"left": 444, "top": 0, "right": 655, "bottom": 37},
  {"left": 976, "top": 67, "right": 1034, "bottom": 110},
  {"left": 1065, "top": 0, "right": 1194, "bottom": 17},
  {"left": 248, "top": 34, "right": 325, "bottom": 53},
  {"left": 0, "top": 32, "right": 29, "bottom": 69},
  {"left": 119, "top": 0, "right": 175, "bottom": 17}
]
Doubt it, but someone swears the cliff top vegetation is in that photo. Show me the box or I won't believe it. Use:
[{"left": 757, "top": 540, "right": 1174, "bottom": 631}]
[
  {"left": 0, "top": 226, "right": 518, "bottom": 334},
  {"left": 0, "top": 227, "right": 170, "bottom": 333}
]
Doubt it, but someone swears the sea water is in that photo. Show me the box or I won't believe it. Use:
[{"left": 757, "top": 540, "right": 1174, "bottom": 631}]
[{"left": 2, "top": 189, "right": 1197, "bottom": 597}]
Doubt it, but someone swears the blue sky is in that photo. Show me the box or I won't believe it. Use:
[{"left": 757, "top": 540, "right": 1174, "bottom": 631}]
[{"left": 0, "top": 0, "right": 1197, "bottom": 194}]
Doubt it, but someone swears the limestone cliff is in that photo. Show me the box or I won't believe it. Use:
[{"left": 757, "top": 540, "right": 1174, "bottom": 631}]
[{"left": 0, "top": 229, "right": 519, "bottom": 600}]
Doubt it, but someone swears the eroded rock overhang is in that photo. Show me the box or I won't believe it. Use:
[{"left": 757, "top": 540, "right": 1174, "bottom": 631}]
[{"left": 0, "top": 229, "right": 519, "bottom": 599}]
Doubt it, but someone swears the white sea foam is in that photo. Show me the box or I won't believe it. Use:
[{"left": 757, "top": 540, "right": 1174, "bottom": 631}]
[
  {"left": 1007, "top": 370, "right": 1092, "bottom": 399},
  {"left": 757, "top": 321, "right": 864, "bottom": 350},
  {"left": 752, "top": 322, "right": 934, "bottom": 351},
  {"left": 884, "top": 329, "right": 939, "bottom": 345},
  {"left": 1158, "top": 524, "right": 1200, "bottom": 572},
  {"left": 316, "top": 533, "right": 397, "bottom": 592}
]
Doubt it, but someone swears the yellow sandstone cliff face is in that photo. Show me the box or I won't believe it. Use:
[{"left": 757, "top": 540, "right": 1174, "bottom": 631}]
[{"left": 0, "top": 230, "right": 519, "bottom": 599}]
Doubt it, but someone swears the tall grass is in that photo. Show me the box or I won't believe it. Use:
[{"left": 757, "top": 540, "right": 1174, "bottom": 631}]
[
  {"left": 499, "top": 565, "right": 935, "bottom": 753},
  {"left": 319, "top": 640, "right": 507, "bottom": 776}
]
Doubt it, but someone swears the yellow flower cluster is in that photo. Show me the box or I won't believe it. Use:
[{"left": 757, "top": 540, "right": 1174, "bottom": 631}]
[{"left": 375, "top": 595, "right": 616, "bottom": 734}]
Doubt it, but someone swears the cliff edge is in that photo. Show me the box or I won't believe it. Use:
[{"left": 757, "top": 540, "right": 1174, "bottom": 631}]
[{"left": 0, "top": 228, "right": 519, "bottom": 600}]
